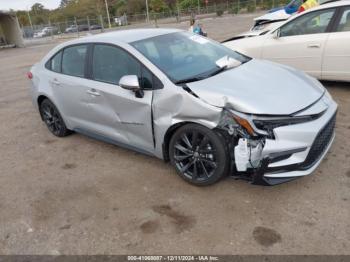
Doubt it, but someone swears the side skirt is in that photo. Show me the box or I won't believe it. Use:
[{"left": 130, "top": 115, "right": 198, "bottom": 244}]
[{"left": 74, "top": 128, "right": 156, "bottom": 158}]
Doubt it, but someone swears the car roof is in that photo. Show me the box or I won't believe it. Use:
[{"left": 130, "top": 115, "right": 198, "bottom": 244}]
[
  {"left": 266, "top": 0, "right": 350, "bottom": 32},
  {"left": 63, "top": 28, "right": 182, "bottom": 46},
  {"left": 309, "top": 0, "right": 350, "bottom": 10}
]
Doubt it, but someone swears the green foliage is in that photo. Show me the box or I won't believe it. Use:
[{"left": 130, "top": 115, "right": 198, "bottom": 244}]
[
  {"left": 63, "top": 0, "right": 104, "bottom": 19},
  {"left": 31, "top": 3, "right": 45, "bottom": 14},
  {"left": 262, "top": 0, "right": 274, "bottom": 9},
  {"left": 179, "top": 0, "right": 204, "bottom": 10},
  {"left": 112, "top": 0, "right": 127, "bottom": 15},
  {"left": 229, "top": 5, "right": 240, "bottom": 14},
  {"left": 247, "top": 3, "right": 256, "bottom": 12},
  {"left": 60, "top": 0, "right": 72, "bottom": 8},
  {"left": 150, "top": 0, "right": 168, "bottom": 12},
  {"left": 16, "top": 0, "right": 258, "bottom": 27},
  {"left": 164, "top": 0, "right": 177, "bottom": 10}
]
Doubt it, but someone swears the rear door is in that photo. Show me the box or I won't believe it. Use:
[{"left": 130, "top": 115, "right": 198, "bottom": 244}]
[
  {"left": 46, "top": 44, "right": 94, "bottom": 130},
  {"left": 322, "top": 6, "right": 350, "bottom": 81},
  {"left": 261, "top": 8, "right": 336, "bottom": 78},
  {"left": 82, "top": 44, "right": 156, "bottom": 153}
]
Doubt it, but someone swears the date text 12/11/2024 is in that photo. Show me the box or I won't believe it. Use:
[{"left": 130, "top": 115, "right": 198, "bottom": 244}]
[{"left": 127, "top": 256, "right": 219, "bottom": 261}]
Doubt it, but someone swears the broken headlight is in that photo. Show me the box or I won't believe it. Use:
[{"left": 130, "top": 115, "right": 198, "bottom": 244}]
[
  {"left": 253, "top": 113, "right": 323, "bottom": 138},
  {"left": 219, "top": 110, "right": 259, "bottom": 138}
]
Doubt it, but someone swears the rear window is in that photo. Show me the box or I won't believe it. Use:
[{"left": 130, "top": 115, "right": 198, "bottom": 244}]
[
  {"left": 62, "top": 45, "right": 88, "bottom": 77},
  {"left": 51, "top": 51, "right": 62, "bottom": 73}
]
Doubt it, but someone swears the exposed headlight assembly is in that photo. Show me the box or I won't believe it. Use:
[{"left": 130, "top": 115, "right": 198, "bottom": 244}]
[
  {"left": 253, "top": 112, "right": 324, "bottom": 138},
  {"left": 219, "top": 110, "right": 259, "bottom": 137},
  {"left": 221, "top": 109, "right": 324, "bottom": 139}
]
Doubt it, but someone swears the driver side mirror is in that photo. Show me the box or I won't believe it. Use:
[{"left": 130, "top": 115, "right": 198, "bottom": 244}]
[
  {"left": 272, "top": 29, "right": 280, "bottom": 39},
  {"left": 119, "top": 75, "right": 144, "bottom": 98},
  {"left": 119, "top": 75, "right": 140, "bottom": 91}
]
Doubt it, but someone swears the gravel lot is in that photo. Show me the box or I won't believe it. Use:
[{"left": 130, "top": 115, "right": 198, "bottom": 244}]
[{"left": 0, "top": 14, "right": 349, "bottom": 255}]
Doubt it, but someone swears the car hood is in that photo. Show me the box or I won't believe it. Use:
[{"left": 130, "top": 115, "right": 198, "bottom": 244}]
[
  {"left": 231, "top": 21, "right": 284, "bottom": 39},
  {"left": 254, "top": 9, "right": 290, "bottom": 21},
  {"left": 186, "top": 59, "right": 325, "bottom": 115}
]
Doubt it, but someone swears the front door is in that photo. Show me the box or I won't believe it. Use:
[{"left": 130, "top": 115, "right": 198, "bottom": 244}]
[
  {"left": 322, "top": 6, "right": 350, "bottom": 81},
  {"left": 262, "top": 8, "right": 336, "bottom": 78},
  {"left": 82, "top": 44, "right": 155, "bottom": 153}
]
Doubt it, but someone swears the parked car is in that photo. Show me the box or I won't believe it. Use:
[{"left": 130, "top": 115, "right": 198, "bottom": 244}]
[
  {"left": 224, "top": 0, "right": 350, "bottom": 81},
  {"left": 28, "top": 29, "right": 337, "bottom": 186},
  {"left": 78, "top": 24, "right": 89, "bottom": 31},
  {"left": 65, "top": 25, "right": 78, "bottom": 33},
  {"left": 90, "top": 24, "right": 102, "bottom": 30},
  {"left": 115, "top": 15, "right": 127, "bottom": 26},
  {"left": 23, "top": 28, "right": 34, "bottom": 38},
  {"left": 223, "top": 21, "right": 284, "bottom": 41},
  {"left": 65, "top": 24, "right": 89, "bottom": 33},
  {"left": 225, "top": 0, "right": 334, "bottom": 42},
  {"left": 252, "top": 0, "right": 331, "bottom": 31},
  {"left": 34, "top": 27, "right": 59, "bottom": 38},
  {"left": 33, "top": 30, "right": 45, "bottom": 38}
]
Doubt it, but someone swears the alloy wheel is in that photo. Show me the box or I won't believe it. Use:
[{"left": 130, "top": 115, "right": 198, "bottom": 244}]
[
  {"left": 173, "top": 130, "right": 218, "bottom": 182},
  {"left": 41, "top": 102, "right": 63, "bottom": 136}
]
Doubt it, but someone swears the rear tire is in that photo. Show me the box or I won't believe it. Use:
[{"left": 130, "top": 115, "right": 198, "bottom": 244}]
[
  {"left": 169, "top": 124, "right": 229, "bottom": 186},
  {"left": 39, "top": 99, "right": 71, "bottom": 137}
]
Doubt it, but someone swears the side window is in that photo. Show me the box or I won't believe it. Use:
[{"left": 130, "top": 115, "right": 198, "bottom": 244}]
[
  {"left": 336, "top": 7, "right": 350, "bottom": 32},
  {"left": 62, "top": 45, "right": 87, "bottom": 77},
  {"left": 140, "top": 67, "right": 153, "bottom": 90},
  {"left": 280, "top": 8, "right": 336, "bottom": 37},
  {"left": 51, "top": 51, "right": 62, "bottom": 73},
  {"left": 92, "top": 44, "right": 141, "bottom": 85}
]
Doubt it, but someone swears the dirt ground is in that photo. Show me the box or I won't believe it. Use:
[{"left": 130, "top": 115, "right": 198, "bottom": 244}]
[{"left": 0, "top": 14, "right": 349, "bottom": 255}]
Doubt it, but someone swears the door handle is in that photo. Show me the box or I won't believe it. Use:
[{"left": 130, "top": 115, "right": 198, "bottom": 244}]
[
  {"left": 51, "top": 78, "right": 60, "bottom": 86},
  {"left": 86, "top": 89, "right": 101, "bottom": 96},
  {"left": 307, "top": 43, "right": 321, "bottom": 48}
]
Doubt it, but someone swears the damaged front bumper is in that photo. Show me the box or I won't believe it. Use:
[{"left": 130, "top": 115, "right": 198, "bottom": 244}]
[
  {"left": 251, "top": 133, "right": 335, "bottom": 185},
  {"left": 228, "top": 94, "right": 337, "bottom": 186}
]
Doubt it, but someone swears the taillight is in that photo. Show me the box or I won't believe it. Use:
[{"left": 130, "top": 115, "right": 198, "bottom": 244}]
[{"left": 27, "top": 72, "right": 33, "bottom": 79}]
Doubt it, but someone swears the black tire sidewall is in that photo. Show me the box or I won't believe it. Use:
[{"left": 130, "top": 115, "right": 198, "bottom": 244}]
[
  {"left": 40, "top": 99, "right": 70, "bottom": 137},
  {"left": 169, "top": 123, "right": 229, "bottom": 186}
]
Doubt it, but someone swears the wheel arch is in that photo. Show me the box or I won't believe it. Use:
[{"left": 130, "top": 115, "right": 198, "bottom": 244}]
[
  {"left": 37, "top": 95, "right": 67, "bottom": 127},
  {"left": 37, "top": 95, "right": 50, "bottom": 120},
  {"left": 162, "top": 121, "right": 217, "bottom": 162},
  {"left": 37, "top": 95, "right": 48, "bottom": 107}
]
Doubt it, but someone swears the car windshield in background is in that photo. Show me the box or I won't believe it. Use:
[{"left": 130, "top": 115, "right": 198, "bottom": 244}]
[{"left": 131, "top": 32, "right": 250, "bottom": 84}]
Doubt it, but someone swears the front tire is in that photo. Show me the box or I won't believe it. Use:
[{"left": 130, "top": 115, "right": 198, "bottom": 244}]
[
  {"left": 169, "top": 124, "right": 229, "bottom": 186},
  {"left": 39, "top": 99, "right": 71, "bottom": 137}
]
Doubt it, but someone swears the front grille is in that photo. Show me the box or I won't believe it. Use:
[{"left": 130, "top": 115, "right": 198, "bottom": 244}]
[{"left": 300, "top": 112, "right": 336, "bottom": 169}]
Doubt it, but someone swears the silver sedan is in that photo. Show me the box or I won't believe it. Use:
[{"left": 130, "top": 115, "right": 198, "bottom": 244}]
[{"left": 28, "top": 29, "right": 337, "bottom": 186}]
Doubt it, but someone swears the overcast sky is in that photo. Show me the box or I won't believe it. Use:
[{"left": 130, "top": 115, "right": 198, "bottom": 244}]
[{"left": 0, "top": 0, "right": 61, "bottom": 11}]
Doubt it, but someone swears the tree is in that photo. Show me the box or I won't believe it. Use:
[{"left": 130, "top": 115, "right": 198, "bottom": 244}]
[
  {"left": 111, "top": 0, "right": 126, "bottom": 13},
  {"left": 164, "top": 0, "right": 177, "bottom": 10},
  {"left": 62, "top": 0, "right": 103, "bottom": 19},
  {"left": 150, "top": 0, "right": 168, "bottom": 12},
  {"left": 60, "top": 0, "right": 72, "bottom": 8},
  {"left": 179, "top": 0, "right": 204, "bottom": 9},
  {"left": 127, "top": 0, "right": 146, "bottom": 14},
  {"left": 16, "top": 11, "right": 30, "bottom": 26},
  {"left": 31, "top": 3, "right": 45, "bottom": 14}
]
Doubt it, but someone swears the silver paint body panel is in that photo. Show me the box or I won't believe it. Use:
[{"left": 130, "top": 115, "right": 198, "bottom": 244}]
[{"left": 30, "top": 29, "right": 337, "bottom": 180}]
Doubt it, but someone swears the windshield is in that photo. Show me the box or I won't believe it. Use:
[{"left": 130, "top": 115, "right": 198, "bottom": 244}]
[{"left": 131, "top": 32, "right": 250, "bottom": 84}]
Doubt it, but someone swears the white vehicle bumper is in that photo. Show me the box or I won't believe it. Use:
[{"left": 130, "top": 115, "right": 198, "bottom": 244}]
[{"left": 252, "top": 95, "right": 337, "bottom": 185}]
